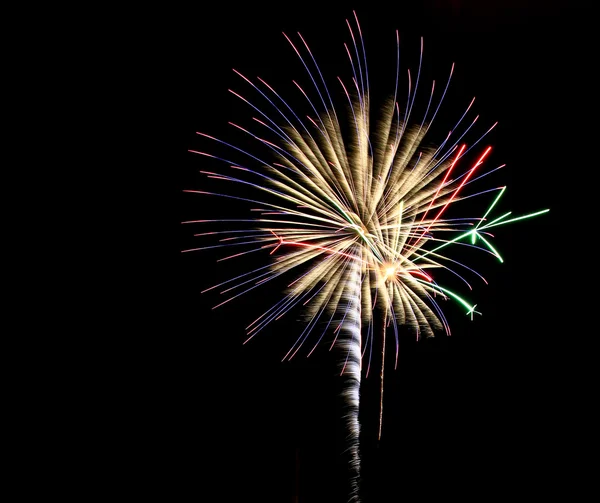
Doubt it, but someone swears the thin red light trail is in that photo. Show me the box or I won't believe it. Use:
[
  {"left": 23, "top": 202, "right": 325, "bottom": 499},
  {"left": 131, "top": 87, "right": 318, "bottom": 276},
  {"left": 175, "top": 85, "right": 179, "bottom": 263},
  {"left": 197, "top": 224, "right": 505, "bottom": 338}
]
[
  {"left": 414, "top": 143, "right": 466, "bottom": 232},
  {"left": 268, "top": 230, "right": 358, "bottom": 261},
  {"left": 402, "top": 270, "right": 432, "bottom": 282},
  {"left": 409, "top": 145, "right": 492, "bottom": 254}
]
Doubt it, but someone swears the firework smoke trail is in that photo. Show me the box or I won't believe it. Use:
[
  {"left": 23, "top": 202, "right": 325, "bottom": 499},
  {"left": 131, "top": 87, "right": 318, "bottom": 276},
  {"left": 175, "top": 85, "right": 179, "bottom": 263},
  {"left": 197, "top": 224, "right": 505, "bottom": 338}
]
[
  {"left": 184, "top": 11, "right": 548, "bottom": 503},
  {"left": 338, "top": 250, "right": 363, "bottom": 501}
]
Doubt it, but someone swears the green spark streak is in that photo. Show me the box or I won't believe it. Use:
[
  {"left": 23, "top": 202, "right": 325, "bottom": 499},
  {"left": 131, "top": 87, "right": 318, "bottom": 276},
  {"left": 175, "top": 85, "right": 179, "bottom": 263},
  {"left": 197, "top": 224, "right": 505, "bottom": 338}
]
[
  {"left": 476, "top": 233, "right": 503, "bottom": 262},
  {"left": 417, "top": 185, "right": 549, "bottom": 262},
  {"left": 480, "top": 211, "right": 512, "bottom": 229},
  {"left": 415, "top": 278, "right": 475, "bottom": 313},
  {"left": 473, "top": 187, "right": 550, "bottom": 231},
  {"left": 475, "top": 186, "right": 506, "bottom": 230},
  {"left": 418, "top": 230, "right": 470, "bottom": 259},
  {"left": 481, "top": 209, "right": 550, "bottom": 229}
]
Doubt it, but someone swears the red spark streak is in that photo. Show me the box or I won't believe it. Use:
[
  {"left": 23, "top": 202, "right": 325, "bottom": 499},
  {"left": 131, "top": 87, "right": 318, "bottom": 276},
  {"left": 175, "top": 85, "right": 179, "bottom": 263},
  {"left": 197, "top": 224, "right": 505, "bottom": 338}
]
[
  {"left": 409, "top": 145, "right": 492, "bottom": 253},
  {"left": 416, "top": 143, "right": 466, "bottom": 230},
  {"left": 268, "top": 232, "right": 432, "bottom": 282},
  {"left": 404, "top": 271, "right": 432, "bottom": 282}
]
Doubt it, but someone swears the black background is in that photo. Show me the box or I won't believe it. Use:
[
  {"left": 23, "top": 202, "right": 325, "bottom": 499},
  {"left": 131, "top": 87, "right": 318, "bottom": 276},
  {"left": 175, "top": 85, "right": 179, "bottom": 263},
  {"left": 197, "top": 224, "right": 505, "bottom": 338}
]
[{"left": 118, "top": 2, "right": 590, "bottom": 502}]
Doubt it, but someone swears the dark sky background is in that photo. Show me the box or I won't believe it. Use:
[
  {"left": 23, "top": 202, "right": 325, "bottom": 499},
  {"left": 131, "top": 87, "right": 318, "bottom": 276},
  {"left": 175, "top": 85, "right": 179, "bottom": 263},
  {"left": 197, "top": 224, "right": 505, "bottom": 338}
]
[{"left": 132, "top": 2, "right": 589, "bottom": 502}]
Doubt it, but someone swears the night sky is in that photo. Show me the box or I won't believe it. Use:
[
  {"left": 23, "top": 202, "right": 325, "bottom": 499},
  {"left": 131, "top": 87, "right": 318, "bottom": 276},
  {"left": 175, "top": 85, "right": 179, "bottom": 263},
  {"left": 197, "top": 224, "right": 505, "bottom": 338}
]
[{"left": 130, "top": 2, "right": 588, "bottom": 502}]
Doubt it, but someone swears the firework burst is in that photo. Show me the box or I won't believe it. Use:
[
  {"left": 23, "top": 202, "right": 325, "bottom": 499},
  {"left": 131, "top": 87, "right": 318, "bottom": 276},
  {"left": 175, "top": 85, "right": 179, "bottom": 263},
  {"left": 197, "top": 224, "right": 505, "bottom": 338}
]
[{"left": 184, "top": 12, "right": 548, "bottom": 502}]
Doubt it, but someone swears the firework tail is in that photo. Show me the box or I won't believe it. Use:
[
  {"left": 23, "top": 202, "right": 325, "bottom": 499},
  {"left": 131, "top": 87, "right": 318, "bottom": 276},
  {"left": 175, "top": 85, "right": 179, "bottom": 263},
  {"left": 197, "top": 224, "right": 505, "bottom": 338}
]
[{"left": 338, "top": 251, "right": 363, "bottom": 502}]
